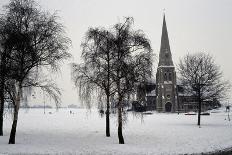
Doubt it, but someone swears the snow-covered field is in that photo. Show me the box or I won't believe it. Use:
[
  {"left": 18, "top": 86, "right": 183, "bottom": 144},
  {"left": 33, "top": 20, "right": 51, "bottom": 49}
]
[{"left": 0, "top": 108, "right": 231, "bottom": 155}]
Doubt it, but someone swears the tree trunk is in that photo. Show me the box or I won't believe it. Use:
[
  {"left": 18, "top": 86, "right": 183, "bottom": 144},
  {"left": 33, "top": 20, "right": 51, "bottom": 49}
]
[
  {"left": 8, "top": 117, "right": 18, "bottom": 144},
  {"left": 0, "top": 81, "right": 4, "bottom": 136},
  {"left": 176, "top": 86, "right": 180, "bottom": 114},
  {"left": 106, "top": 50, "right": 111, "bottom": 137},
  {"left": 117, "top": 96, "right": 124, "bottom": 144},
  {"left": 0, "top": 95, "right": 3, "bottom": 136},
  {"left": 106, "top": 94, "right": 110, "bottom": 137},
  {"left": 197, "top": 91, "right": 201, "bottom": 126},
  {"left": 9, "top": 105, "right": 19, "bottom": 144},
  {"left": 0, "top": 55, "right": 6, "bottom": 136},
  {"left": 9, "top": 84, "right": 21, "bottom": 144}
]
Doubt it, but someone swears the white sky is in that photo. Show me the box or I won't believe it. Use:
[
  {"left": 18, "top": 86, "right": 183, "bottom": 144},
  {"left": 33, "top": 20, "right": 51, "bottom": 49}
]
[{"left": 1, "top": 0, "right": 232, "bottom": 106}]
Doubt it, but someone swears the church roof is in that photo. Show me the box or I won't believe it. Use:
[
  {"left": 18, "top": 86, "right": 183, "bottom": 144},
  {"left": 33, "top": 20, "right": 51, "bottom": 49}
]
[{"left": 158, "top": 14, "right": 174, "bottom": 66}]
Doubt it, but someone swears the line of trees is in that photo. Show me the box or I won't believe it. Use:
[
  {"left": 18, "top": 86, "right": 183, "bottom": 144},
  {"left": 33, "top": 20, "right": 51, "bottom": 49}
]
[
  {"left": 71, "top": 17, "right": 153, "bottom": 144},
  {"left": 0, "top": 0, "right": 71, "bottom": 144}
]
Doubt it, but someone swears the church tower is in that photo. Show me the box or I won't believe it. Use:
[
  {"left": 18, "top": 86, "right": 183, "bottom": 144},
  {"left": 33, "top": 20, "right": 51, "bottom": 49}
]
[{"left": 156, "top": 14, "right": 177, "bottom": 112}]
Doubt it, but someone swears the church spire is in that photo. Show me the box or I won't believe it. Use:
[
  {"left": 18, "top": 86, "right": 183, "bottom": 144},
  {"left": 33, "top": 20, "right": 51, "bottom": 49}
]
[{"left": 158, "top": 14, "right": 174, "bottom": 66}]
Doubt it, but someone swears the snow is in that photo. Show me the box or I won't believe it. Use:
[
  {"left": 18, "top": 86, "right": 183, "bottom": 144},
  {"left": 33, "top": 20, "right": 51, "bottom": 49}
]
[
  {"left": 158, "top": 66, "right": 175, "bottom": 68},
  {"left": 0, "top": 108, "right": 232, "bottom": 155}
]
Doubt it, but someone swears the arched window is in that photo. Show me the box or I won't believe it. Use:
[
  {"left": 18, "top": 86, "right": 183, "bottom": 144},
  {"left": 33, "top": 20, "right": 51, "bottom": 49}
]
[
  {"left": 169, "top": 72, "right": 172, "bottom": 81},
  {"left": 164, "top": 73, "right": 167, "bottom": 81}
]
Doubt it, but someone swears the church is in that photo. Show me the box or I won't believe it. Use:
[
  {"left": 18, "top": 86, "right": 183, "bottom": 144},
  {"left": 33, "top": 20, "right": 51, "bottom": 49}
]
[
  {"left": 133, "top": 15, "right": 220, "bottom": 113},
  {"left": 156, "top": 14, "right": 178, "bottom": 112}
]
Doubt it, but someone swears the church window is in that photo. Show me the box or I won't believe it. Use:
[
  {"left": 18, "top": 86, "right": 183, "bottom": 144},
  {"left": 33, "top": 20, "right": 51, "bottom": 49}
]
[
  {"left": 164, "top": 73, "right": 167, "bottom": 81},
  {"left": 169, "top": 72, "right": 172, "bottom": 81},
  {"left": 165, "top": 52, "right": 169, "bottom": 58}
]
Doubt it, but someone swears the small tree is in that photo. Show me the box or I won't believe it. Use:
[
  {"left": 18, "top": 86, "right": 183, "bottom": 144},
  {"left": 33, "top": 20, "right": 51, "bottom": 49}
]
[
  {"left": 0, "top": 47, "right": 5, "bottom": 136},
  {"left": 1, "top": 0, "right": 71, "bottom": 144},
  {"left": 0, "top": 13, "right": 15, "bottom": 136},
  {"left": 178, "top": 52, "right": 230, "bottom": 126},
  {"left": 0, "top": 33, "right": 7, "bottom": 136},
  {"left": 110, "top": 17, "right": 152, "bottom": 144},
  {"left": 72, "top": 28, "right": 115, "bottom": 137}
]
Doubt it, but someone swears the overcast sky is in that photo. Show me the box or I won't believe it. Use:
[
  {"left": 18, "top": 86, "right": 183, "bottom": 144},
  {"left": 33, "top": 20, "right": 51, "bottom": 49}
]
[{"left": 1, "top": 0, "right": 232, "bottom": 106}]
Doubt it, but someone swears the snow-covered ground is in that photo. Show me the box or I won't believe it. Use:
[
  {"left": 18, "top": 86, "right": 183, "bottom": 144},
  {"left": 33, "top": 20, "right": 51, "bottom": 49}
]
[{"left": 0, "top": 108, "right": 231, "bottom": 155}]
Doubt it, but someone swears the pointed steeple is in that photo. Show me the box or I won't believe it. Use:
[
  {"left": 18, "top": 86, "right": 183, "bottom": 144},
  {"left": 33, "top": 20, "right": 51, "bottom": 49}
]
[{"left": 158, "top": 14, "right": 174, "bottom": 66}]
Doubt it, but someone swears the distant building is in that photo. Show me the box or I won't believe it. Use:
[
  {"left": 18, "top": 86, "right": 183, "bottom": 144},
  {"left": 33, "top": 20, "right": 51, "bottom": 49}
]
[
  {"left": 133, "top": 14, "right": 220, "bottom": 113},
  {"left": 135, "top": 81, "right": 156, "bottom": 111}
]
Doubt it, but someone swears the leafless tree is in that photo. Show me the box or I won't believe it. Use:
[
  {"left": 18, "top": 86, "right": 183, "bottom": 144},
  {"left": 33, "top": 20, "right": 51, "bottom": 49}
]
[
  {"left": 72, "top": 28, "right": 115, "bottom": 137},
  {"left": 0, "top": 50, "right": 6, "bottom": 136},
  {"left": 178, "top": 52, "right": 230, "bottom": 126},
  {"left": 72, "top": 17, "right": 153, "bottom": 144},
  {"left": 0, "top": 29, "right": 7, "bottom": 136},
  {"left": 110, "top": 17, "right": 152, "bottom": 144},
  {"left": 0, "top": 0, "right": 71, "bottom": 144},
  {"left": 0, "top": 7, "right": 17, "bottom": 136}
]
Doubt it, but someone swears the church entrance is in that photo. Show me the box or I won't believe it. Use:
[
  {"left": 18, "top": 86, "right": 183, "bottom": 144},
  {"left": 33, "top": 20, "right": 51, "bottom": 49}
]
[{"left": 165, "top": 102, "right": 172, "bottom": 112}]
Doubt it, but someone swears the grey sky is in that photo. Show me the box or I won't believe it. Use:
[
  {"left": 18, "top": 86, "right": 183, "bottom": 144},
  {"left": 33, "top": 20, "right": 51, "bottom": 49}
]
[{"left": 1, "top": 0, "right": 232, "bottom": 105}]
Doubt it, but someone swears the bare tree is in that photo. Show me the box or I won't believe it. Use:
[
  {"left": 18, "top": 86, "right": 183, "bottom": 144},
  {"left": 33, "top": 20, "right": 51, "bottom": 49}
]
[
  {"left": 178, "top": 52, "right": 230, "bottom": 126},
  {"left": 0, "top": 0, "right": 71, "bottom": 144},
  {"left": 110, "top": 17, "right": 152, "bottom": 144},
  {"left": 0, "top": 11, "right": 16, "bottom": 136},
  {"left": 72, "top": 17, "right": 152, "bottom": 144},
  {"left": 0, "top": 33, "right": 7, "bottom": 136},
  {"left": 72, "top": 28, "right": 115, "bottom": 137}
]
